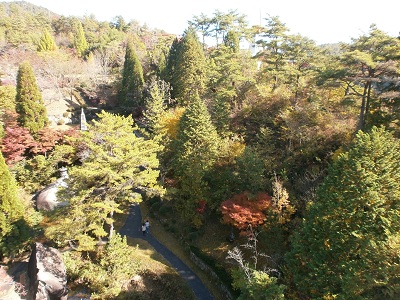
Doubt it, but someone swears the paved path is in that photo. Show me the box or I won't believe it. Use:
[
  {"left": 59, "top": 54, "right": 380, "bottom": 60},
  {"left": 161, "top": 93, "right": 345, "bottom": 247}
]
[{"left": 119, "top": 203, "right": 214, "bottom": 300}]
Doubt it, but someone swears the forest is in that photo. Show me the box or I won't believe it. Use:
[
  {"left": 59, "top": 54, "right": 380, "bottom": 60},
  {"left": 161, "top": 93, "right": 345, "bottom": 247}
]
[{"left": 0, "top": 1, "right": 400, "bottom": 299}]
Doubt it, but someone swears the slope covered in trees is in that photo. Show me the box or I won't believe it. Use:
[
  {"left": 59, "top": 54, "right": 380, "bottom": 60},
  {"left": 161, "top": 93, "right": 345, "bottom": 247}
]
[{"left": 0, "top": 1, "right": 399, "bottom": 299}]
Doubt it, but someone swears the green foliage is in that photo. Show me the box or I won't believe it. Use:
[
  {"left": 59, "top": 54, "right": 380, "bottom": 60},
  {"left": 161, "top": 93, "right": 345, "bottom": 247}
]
[
  {"left": 11, "top": 155, "right": 56, "bottom": 194},
  {"left": 172, "top": 93, "right": 220, "bottom": 220},
  {"left": 224, "top": 30, "right": 240, "bottom": 52},
  {"left": 46, "top": 111, "right": 164, "bottom": 248},
  {"left": 72, "top": 20, "right": 89, "bottom": 58},
  {"left": 227, "top": 232, "right": 286, "bottom": 300},
  {"left": 63, "top": 233, "right": 140, "bottom": 299},
  {"left": 37, "top": 28, "right": 57, "bottom": 51},
  {"left": 233, "top": 146, "right": 267, "bottom": 193},
  {"left": 0, "top": 152, "right": 28, "bottom": 258},
  {"left": 15, "top": 61, "right": 48, "bottom": 135},
  {"left": 286, "top": 126, "right": 400, "bottom": 299},
  {"left": 171, "top": 27, "right": 208, "bottom": 104},
  {"left": 232, "top": 269, "right": 286, "bottom": 300},
  {"left": 0, "top": 85, "right": 16, "bottom": 112},
  {"left": 143, "top": 78, "right": 171, "bottom": 140},
  {"left": 119, "top": 38, "right": 144, "bottom": 107}
]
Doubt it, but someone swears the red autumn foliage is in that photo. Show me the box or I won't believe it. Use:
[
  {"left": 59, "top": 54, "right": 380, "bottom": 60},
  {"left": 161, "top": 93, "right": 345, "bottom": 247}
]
[
  {"left": 1, "top": 111, "right": 80, "bottom": 164},
  {"left": 30, "top": 128, "right": 63, "bottom": 155},
  {"left": 220, "top": 192, "right": 272, "bottom": 232},
  {"left": 1, "top": 125, "right": 36, "bottom": 165}
]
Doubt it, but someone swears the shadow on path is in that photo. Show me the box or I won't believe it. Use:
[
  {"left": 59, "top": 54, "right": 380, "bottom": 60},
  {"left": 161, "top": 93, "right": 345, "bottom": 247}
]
[{"left": 120, "top": 203, "right": 214, "bottom": 300}]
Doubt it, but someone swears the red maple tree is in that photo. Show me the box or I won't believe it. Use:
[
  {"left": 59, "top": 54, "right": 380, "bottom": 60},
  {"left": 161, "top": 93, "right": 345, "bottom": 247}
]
[
  {"left": 1, "top": 125, "right": 36, "bottom": 165},
  {"left": 220, "top": 192, "right": 272, "bottom": 232}
]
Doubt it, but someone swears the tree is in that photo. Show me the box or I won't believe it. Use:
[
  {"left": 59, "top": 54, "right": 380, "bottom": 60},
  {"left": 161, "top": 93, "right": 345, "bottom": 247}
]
[
  {"left": 172, "top": 92, "right": 220, "bottom": 221},
  {"left": 0, "top": 151, "right": 25, "bottom": 257},
  {"left": 45, "top": 111, "right": 164, "bottom": 250},
  {"left": 142, "top": 78, "right": 171, "bottom": 139},
  {"left": 320, "top": 25, "right": 400, "bottom": 130},
  {"left": 286, "top": 126, "right": 400, "bottom": 299},
  {"left": 15, "top": 61, "right": 48, "bottom": 135},
  {"left": 257, "top": 16, "right": 290, "bottom": 90},
  {"left": 220, "top": 192, "right": 272, "bottom": 232},
  {"left": 118, "top": 38, "right": 144, "bottom": 108},
  {"left": 63, "top": 233, "right": 140, "bottom": 299},
  {"left": 72, "top": 19, "right": 89, "bottom": 58},
  {"left": 37, "top": 28, "right": 57, "bottom": 52},
  {"left": 171, "top": 27, "right": 208, "bottom": 104},
  {"left": 1, "top": 111, "right": 36, "bottom": 165}
]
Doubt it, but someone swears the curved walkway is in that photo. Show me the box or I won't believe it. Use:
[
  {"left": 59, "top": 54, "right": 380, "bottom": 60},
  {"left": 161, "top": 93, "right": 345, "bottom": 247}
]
[{"left": 119, "top": 203, "right": 214, "bottom": 300}]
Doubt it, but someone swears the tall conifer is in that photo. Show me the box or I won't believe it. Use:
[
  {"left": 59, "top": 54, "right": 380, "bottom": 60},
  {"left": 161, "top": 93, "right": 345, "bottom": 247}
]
[
  {"left": 172, "top": 27, "right": 208, "bottom": 104},
  {"left": 15, "top": 61, "right": 48, "bottom": 135},
  {"left": 286, "top": 126, "right": 400, "bottom": 299},
  {"left": 119, "top": 38, "right": 144, "bottom": 107},
  {"left": 172, "top": 93, "right": 220, "bottom": 220},
  {"left": 73, "top": 20, "right": 88, "bottom": 58}
]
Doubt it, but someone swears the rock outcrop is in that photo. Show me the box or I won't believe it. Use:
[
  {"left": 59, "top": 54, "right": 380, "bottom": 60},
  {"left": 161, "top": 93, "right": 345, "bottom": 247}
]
[
  {"left": 27, "top": 243, "right": 68, "bottom": 300},
  {"left": 0, "top": 267, "right": 22, "bottom": 300}
]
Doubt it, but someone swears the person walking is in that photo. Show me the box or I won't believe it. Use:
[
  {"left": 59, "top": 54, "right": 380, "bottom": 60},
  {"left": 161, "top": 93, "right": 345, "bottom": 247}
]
[
  {"left": 145, "top": 219, "right": 150, "bottom": 234},
  {"left": 141, "top": 222, "right": 147, "bottom": 236}
]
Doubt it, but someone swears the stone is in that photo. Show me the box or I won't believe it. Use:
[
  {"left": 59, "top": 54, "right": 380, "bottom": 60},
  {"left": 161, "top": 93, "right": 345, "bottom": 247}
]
[
  {"left": 0, "top": 267, "right": 22, "bottom": 300},
  {"left": 27, "top": 243, "right": 68, "bottom": 300}
]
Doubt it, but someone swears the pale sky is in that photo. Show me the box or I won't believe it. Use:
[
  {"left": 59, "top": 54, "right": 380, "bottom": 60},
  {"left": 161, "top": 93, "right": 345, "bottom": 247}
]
[{"left": 10, "top": 0, "right": 400, "bottom": 44}]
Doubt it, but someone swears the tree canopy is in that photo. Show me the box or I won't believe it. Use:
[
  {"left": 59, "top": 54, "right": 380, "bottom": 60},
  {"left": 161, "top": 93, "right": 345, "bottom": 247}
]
[{"left": 286, "top": 126, "right": 400, "bottom": 299}]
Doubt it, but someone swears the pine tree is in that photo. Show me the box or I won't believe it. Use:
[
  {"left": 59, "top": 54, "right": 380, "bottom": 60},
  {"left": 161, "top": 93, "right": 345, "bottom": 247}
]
[
  {"left": 15, "top": 61, "right": 48, "bottom": 135},
  {"left": 286, "top": 126, "right": 400, "bottom": 299},
  {"left": 172, "top": 27, "right": 208, "bottom": 104},
  {"left": 0, "top": 151, "right": 25, "bottom": 257},
  {"left": 119, "top": 38, "right": 144, "bottom": 108},
  {"left": 45, "top": 111, "right": 164, "bottom": 250},
  {"left": 172, "top": 92, "right": 220, "bottom": 221},
  {"left": 37, "top": 28, "right": 57, "bottom": 52},
  {"left": 73, "top": 20, "right": 88, "bottom": 58}
]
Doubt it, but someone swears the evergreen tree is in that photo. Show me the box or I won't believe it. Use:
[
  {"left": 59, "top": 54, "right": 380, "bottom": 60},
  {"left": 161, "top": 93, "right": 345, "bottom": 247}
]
[
  {"left": 172, "top": 27, "right": 208, "bottom": 104},
  {"left": 0, "top": 151, "right": 25, "bottom": 257},
  {"left": 119, "top": 38, "right": 144, "bottom": 108},
  {"left": 224, "top": 30, "right": 240, "bottom": 52},
  {"left": 172, "top": 92, "right": 220, "bottom": 221},
  {"left": 45, "top": 111, "right": 164, "bottom": 250},
  {"left": 37, "top": 28, "right": 57, "bottom": 52},
  {"left": 164, "top": 37, "right": 182, "bottom": 98},
  {"left": 15, "top": 61, "right": 48, "bottom": 135},
  {"left": 286, "top": 126, "right": 400, "bottom": 299},
  {"left": 143, "top": 78, "right": 171, "bottom": 140},
  {"left": 73, "top": 20, "right": 89, "bottom": 58}
]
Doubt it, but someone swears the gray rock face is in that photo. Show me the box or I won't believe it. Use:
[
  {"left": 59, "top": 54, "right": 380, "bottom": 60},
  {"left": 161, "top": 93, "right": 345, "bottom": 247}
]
[
  {"left": 28, "top": 243, "right": 68, "bottom": 300},
  {"left": 0, "top": 267, "right": 22, "bottom": 300}
]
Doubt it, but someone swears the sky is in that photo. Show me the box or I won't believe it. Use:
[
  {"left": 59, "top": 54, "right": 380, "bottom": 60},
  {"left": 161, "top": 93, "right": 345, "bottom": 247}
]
[{"left": 12, "top": 0, "right": 400, "bottom": 45}]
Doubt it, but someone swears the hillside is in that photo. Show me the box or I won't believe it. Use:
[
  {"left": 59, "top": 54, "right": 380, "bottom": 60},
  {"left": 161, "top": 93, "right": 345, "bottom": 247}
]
[{"left": 1, "top": 1, "right": 399, "bottom": 299}]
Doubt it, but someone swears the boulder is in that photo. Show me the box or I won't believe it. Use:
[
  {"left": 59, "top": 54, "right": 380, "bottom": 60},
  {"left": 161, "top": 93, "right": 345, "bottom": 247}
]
[
  {"left": 27, "top": 243, "right": 68, "bottom": 300},
  {"left": 0, "top": 267, "right": 22, "bottom": 300}
]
